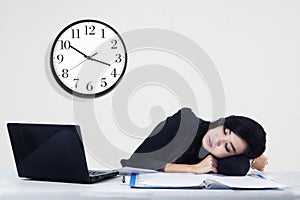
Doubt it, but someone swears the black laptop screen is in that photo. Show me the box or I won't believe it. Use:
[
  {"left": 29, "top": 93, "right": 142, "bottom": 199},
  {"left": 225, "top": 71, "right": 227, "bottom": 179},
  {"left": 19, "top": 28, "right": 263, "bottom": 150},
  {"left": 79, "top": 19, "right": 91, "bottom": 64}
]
[{"left": 7, "top": 123, "right": 90, "bottom": 182}]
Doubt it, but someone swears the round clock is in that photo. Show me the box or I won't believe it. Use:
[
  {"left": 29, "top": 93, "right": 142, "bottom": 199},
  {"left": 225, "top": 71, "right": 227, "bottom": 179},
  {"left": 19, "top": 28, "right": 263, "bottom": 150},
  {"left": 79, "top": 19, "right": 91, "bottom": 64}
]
[{"left": 50, "top": 19, "right": 127, "bottom": 98}]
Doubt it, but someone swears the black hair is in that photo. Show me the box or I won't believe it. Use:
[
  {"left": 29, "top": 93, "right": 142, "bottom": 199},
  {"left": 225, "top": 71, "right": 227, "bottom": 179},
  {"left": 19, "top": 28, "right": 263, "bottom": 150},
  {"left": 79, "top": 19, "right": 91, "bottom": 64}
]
[{"left": 224, "top": 115, "right": 266, "bottom": 159}]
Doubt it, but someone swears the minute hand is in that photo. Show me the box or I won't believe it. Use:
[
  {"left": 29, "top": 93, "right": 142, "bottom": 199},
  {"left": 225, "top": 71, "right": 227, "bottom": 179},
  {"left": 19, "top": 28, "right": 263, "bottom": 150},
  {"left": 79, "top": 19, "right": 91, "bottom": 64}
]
[{"left": 70, "top": 45, "right": 89, "bottom": 58}]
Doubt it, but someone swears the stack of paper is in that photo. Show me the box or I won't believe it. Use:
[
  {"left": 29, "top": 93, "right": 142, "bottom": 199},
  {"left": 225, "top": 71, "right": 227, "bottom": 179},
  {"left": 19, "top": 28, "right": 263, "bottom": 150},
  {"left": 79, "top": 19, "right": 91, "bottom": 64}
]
[{"left": 129, "top": 172, "right": 286, "bottom": 190}]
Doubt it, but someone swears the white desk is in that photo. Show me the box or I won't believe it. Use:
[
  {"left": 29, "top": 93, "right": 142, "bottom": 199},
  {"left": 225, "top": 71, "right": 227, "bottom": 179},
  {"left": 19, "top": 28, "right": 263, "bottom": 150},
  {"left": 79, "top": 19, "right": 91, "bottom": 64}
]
[{"left": 0, "top": 171, "right": 299, "bottom": 200}]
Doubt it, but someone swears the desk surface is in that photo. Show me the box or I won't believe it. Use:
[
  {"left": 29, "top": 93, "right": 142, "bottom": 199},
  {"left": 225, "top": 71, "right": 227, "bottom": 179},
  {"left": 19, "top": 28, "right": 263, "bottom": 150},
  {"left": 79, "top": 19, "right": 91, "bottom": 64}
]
[{"left": 0, "top": 171, "right": 299, "bottom": 200}]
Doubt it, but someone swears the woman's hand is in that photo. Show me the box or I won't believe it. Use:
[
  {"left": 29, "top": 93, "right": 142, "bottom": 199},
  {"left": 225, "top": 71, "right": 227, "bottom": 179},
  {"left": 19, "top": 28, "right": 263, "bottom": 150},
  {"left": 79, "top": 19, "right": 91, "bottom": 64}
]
[
  {"left": 191, "top": 155, "right": 218, "bottom": 174},
  {"left": 251, "top": 154, "right": 268, "bottom": 171},
  {"left": 163, "top": 155, "right": 218, "bottom": 174}
]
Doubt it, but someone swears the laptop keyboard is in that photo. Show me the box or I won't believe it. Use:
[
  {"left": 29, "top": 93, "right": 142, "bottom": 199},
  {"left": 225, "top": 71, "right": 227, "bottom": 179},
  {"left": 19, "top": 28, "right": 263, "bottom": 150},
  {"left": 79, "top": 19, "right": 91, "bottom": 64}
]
[
  {"left": 88, "top": 170, "right": 115, "bottom": 176},
  {"left": 88, "top": 170, "right": 107, "bottom": 176}
]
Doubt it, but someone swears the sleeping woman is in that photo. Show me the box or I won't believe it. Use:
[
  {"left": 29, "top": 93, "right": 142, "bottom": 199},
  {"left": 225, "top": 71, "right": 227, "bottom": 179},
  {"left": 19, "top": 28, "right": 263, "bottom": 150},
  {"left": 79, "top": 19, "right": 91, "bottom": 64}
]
[{"left": 123, "top": 108, "right": 268, "bottom": 176}]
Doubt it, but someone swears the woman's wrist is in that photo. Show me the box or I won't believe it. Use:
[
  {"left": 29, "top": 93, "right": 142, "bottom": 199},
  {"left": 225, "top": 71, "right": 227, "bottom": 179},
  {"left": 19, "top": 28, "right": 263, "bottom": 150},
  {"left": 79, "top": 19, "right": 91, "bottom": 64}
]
[
  {"left": 250, "top": 159, "right": 256, "bottom": 169},
  {"left": 163, "top": 163, "right": 195, "bottom": 173}
]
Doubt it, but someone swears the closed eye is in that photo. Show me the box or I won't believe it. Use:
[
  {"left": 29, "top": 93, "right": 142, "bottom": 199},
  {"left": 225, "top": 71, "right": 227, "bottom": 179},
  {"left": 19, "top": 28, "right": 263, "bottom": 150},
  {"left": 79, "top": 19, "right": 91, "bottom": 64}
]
[
  {"left": 225, "top": 143, "right": 230, "bottom": 153},
  {"left": 225, "top": 142, "right": 237, "bottom": 154}
]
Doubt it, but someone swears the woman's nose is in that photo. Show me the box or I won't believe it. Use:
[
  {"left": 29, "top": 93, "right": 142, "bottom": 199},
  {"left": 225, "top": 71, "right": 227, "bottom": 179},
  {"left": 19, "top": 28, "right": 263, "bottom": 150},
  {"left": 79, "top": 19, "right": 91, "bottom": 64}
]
[
  {"left": 216, "top": 137, "right": 229, "bottom": 146},
  {"left": 216, "top": 139, "right": 223, "bottom": 147}
]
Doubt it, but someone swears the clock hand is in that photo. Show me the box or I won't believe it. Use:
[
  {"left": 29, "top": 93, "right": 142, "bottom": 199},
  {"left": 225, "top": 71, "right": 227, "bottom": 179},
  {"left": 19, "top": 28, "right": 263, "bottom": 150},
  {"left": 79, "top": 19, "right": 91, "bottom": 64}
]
[
  {"left": 70, "top": 45, "right": 89, "bottom": 58},
  {"left": 70, "top": 45, "right": 110, "bottom": 66},
  {"left": 87, "top": 57, "right": 111, "bottom": 66},
  {"left": 69, "top": 52, "right": 98, "bottom": 71}
]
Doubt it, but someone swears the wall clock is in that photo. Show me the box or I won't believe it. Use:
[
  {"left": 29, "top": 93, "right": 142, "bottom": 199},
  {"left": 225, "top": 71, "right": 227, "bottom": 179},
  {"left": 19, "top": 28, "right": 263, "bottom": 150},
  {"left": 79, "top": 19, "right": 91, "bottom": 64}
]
[{"left": 50, "top": 19, "right": 127, "bottom": 98}]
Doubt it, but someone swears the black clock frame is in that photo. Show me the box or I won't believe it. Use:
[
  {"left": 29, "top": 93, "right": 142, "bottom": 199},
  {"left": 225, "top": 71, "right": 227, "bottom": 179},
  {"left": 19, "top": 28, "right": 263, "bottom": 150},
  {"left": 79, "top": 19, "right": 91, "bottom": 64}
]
[{"left": 50, "top": 19, "right": 128, "bottom": 98}]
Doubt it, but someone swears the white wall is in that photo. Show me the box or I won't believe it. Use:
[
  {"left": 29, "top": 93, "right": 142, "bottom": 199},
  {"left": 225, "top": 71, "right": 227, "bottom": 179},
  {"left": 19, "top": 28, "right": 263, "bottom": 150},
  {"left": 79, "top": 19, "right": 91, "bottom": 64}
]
[{"left": 1, "top": 0, "right": 299, "bottom": 171}]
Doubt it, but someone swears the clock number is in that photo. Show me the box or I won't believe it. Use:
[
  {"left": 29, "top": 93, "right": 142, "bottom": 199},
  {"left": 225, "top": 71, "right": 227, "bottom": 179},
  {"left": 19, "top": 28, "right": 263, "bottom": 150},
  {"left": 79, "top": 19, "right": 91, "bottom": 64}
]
[
  {"left": 86, "top": 81, "right": 94, "bottom": 91},
  {"left": 74, "top": 78, "right": 79, "bottom": 88},
  {"left": 101, "top": 29, "right": 105, "bottom": 38},
  {"left": 101, "top": 78, "right": 107, "bottom": 87},
  {"left": 56, "top": 54, "right": 64, "bottom": 63},
  {"left": 111, "top": 68, "right": 118, "bottom": 77},
  {"left": 62, "top": 69, "right": 69, "bottom": 78},
  {"left": 71, "top": 29, "right": 80, "bottom": 39},
  {"left": 115, "top": 54, "right": 122, "bottom": 63},
  {"left": 85, "top": 25, "right": 95, "bottom": 35},
  {"left": 111, "top": 39, "right": 117, "bottom": 49},
  {"left": 51, "top": 20, "right": 127, "bottom": 97},
  {"left": 59, "top": 40, "right": 71, "bottom": 50}
]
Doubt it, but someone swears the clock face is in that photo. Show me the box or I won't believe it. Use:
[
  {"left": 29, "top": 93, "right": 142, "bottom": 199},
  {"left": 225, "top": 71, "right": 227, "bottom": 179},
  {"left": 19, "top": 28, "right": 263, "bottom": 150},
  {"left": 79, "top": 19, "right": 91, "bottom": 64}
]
[{"left": 50, "top": 19, "right": 127, "bottom": 98}]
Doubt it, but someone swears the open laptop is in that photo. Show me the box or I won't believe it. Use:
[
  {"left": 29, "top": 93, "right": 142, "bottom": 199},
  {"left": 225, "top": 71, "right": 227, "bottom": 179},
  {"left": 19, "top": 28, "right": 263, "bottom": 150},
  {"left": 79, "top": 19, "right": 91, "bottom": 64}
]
[{"left": 7, "top": 123, "right": 119, "bottom": 184}]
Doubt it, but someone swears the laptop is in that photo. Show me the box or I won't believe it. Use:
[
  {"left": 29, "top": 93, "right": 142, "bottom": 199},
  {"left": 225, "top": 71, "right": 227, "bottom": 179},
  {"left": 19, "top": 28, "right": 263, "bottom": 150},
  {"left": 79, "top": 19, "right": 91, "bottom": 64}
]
[{"left": 7, "top": 123, "right": 119, "bottom": 184}]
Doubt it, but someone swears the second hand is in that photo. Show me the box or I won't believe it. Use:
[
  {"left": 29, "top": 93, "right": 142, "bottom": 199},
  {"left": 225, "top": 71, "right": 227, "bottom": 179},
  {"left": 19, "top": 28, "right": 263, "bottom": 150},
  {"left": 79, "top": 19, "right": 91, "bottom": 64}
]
[{"left": 69, "top": 52, "right": 98, "bottom": 71}]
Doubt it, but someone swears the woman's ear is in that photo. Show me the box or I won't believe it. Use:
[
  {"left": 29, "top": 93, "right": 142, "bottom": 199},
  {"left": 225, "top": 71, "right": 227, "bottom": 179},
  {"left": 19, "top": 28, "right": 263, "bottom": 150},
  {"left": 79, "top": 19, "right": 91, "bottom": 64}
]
[{"left": 216, "top": 154, "right": 250, "bottom": 176}]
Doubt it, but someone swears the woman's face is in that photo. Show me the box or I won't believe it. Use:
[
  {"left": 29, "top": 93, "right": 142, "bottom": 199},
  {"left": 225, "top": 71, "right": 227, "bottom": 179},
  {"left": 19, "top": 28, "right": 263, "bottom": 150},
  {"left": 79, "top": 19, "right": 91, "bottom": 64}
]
[{"left": 202, "top": 126, "right": 247, "bottom": 158}]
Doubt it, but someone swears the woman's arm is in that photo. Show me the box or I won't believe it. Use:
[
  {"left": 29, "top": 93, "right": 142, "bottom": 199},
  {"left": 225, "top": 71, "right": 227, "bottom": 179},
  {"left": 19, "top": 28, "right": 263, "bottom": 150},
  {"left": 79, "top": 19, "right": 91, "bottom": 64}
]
[
  {"left": 126, "top": 108, "right": 201, "bottom": 171},
  {"left": 163, "top": 155, "right": 218, "bottom": 174},
  {"left": 250, "top": 154, "right": 268, "bottom": 171}
]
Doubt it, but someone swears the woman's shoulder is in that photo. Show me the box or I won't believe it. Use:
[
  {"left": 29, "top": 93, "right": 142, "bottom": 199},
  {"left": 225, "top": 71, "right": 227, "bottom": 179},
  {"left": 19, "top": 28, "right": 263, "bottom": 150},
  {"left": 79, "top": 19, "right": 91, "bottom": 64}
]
[
  {"left": 176, "top": 107, "right": 194, "bottom": 115},
  {"left": 176, "top": 107, "right": 200, "bottom": 118},
  {"left": 171, "top": 107, "right": 206, "bottom": 122},
  {"left": 174, "top": 107, "right": 210, "bottom": 125}
]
